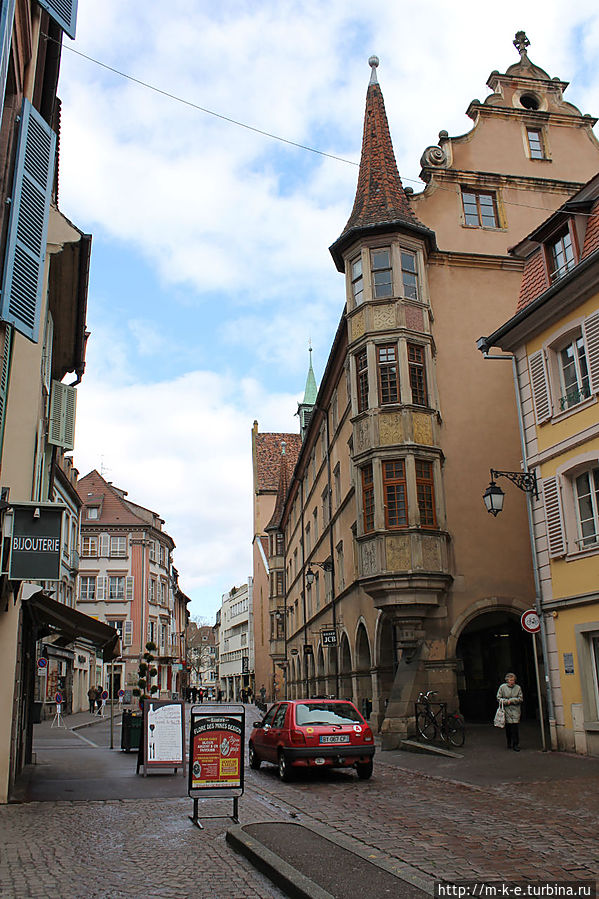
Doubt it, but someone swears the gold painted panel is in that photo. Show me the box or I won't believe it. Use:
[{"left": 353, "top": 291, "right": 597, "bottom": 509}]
[
  {"left": 386, "top": 535, "right": 411, "bottom": 572},
  {"left": 373, "top": 304, "right": 396, "bottom": 331},
  {"left": 379, "top": 413, "right": 403, "bottom": 445},
  {"left": 421, "top": 536, "right": 442, "bottom": 571},
  {"left": 351, "top": 310, "right": 365, "bottom": 341},
  {"left": 413, "top": 413, "right": 433, "bottom": 445}
]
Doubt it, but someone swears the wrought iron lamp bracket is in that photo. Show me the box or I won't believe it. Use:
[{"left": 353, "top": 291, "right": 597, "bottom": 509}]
[{"left": 490, "top": 468, "right": 538, "bottom": 498}]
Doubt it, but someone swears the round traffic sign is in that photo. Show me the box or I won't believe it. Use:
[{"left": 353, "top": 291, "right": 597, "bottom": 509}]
[
  {"left": 118, "top": 689, "right": 125, "bottom": 697},
  {"left": 521, "top": 609, "right": 540, "bottom": 633},
  {"left": 101, "top": 690, "right": 109, "bottom": 700},
  {"left": 55, "top": 692, "right": 63, "bottom": 704},
  {"left": 37, "top": 657, "right": 48, "bottom": 669}
]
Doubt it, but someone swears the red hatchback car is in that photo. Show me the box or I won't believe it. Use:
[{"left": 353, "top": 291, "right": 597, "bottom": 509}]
[{"left": 248, "top": 699, "right": 375, "bottom": 781}]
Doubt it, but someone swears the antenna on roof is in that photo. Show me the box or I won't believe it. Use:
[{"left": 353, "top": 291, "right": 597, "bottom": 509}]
[{"left": 100, "top": 456, "right": 111, "bottom": 478}]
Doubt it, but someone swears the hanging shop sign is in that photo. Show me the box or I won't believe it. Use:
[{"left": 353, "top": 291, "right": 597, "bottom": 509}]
[
  {"left": 9, "top": 503, "right": 65, "bottom": 581},
  {"left": 188, "top": 706, "right": 245, "bottom": 828},
  {"left": 241, "top": 656, "right": 249, "bottom": 673},
  {"left": 321, "top": 628, "right": 337, "bottom": 646}
]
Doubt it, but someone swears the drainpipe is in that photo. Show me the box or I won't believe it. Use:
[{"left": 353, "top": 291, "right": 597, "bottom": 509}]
[
  {"left": 324, "top": 409, "right": 339, "bottom": 698},
  {"left": 482, "top": 351, "right": 555, "bottom": 747}
]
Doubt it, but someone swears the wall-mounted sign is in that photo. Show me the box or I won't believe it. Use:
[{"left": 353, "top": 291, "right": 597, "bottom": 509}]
[
  {"left": 37, "top": 657, "right": 48, "bottom": 669},
  {"left": 321, "top": 629, "right": 337, "bottom": 646},
  {"left": 241, "top": 656, "right": 249, "bottom": 673},
  {"left": 303, "top": 644, "right": 313, "bottom": 655},
  {"left": 9, "top": 504, "right": 65, "bottom": 580},
  {"left": 563, "top": 652, "right": 575, "bottom": 675}
]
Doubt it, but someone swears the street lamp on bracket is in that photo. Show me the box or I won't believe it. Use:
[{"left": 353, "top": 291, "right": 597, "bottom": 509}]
[{"left": 483, "top": 468, "right": 538, "bottom": 517}]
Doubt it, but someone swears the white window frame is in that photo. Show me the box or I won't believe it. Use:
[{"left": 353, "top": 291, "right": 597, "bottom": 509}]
[
  {"left": 110, "top": 535, "right": 127, "bottom": 558},
  {"left": 81, "top": 536, "right": 98, "bottom": 557},
  {"left": 80, "top": 575, "right": 96, "bottom": 601},
  {"left": 108, "top": 576, "right": 125, "bottom": 601}
]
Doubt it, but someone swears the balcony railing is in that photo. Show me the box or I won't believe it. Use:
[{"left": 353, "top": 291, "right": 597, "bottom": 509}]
[{"left": 559, "top": 383, "right": 591, "bottom": 411}]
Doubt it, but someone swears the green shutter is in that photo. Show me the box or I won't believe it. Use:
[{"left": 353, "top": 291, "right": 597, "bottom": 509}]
[
  {"left": 48, "top": 380, "right": 76, "bottom": 449},
  {"left": 0, "top": 100, "right": 56, "bottom": 343},
  {"left": 36, "top": 0, "right": 77, "bottom": 40}
]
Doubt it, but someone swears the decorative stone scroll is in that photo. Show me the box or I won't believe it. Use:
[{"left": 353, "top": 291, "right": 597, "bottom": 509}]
[
  {"left": 379, "top": 412, "right": 403, "bottom": 446},
  {"left": 360, "top": 539, "right": 378, "bottom": 576}
]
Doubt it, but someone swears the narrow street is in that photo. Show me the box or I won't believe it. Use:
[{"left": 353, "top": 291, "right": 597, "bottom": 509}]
[{"left": 1, "top": 707, "right": 597, "bottom": 897}]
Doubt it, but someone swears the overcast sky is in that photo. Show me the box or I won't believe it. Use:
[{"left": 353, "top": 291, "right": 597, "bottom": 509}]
[{"left": 57, "top": 1, "right": 599, "bottom": 620}]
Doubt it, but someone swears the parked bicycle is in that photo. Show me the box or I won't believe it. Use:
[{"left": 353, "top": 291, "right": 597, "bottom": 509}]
[{"left": 415, "top": 691, "right": 465, "bottom": 747}]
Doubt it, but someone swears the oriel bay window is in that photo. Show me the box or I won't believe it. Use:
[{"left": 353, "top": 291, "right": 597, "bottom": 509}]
[
  {"left": 383, "top": 460, "right": 407, "bottom": 528},
  {"left": 407, "top": 343, "right": 428, "bottom": 406},
  {"left": 356, "top": 349, "right": 369, "bottom": 412},
  {"left": 371, "top": 248, "right": 392, "bottom": 298},
  {"left": 377, "top": 344, "right": 399, "bottom": 404},
  {"left": 416, "top": 460, "right": 436, "bottom": 528},
  {"left": 400, "top": 250, "right": 419, "bottom": 300},
  {"left": 361, "top": 464, "right": 374, "bottom": 533},
  {"left": 351, "top": 255, "right": 364, "bottom": 305}
]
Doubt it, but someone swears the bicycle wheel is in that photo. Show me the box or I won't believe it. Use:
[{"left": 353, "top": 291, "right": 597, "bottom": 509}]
[
  {"left": 416, "top": 711, "right": 437, "bottom": 742},
  {"left": 443, "top": 715, "right": 465, "bottom": 747}
]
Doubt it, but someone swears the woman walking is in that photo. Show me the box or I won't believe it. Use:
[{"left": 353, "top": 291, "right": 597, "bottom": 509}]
[{"left": 497, "top": 672, "right": 523, "bottom": 751}]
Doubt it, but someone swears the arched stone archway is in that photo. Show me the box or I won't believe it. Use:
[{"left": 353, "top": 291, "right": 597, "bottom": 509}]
[
  {"left": 455, "top": 608, "right": 537, "bottom": 721},
  {"left": 338, "top": 632, "right": 352, "bottom": 700},
  {"left": 373, "top": 614, "right": 396, "bottom": 728},
  {"left": 355, "top": 621, "right": 373, "bottom": 717}
]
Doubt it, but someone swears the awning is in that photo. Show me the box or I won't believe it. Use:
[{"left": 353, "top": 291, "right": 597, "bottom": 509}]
[{"left": 24, "top": 590, "right": 121, "bottom": 661}]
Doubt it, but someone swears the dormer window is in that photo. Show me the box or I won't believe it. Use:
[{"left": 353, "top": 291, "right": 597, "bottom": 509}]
[
  {"left": 370, "top": 248, "right": 392, "bottom": 298},
  {"left": 548, "top": 229, "right": 575, "bottom": 282},
  {"left": 87, "top": 506, "right": 99, "bottom": 520}
]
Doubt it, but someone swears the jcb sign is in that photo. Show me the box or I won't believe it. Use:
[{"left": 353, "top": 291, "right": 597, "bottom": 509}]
[
  {"left": 10, "top": 504, "right": 65, "bottom": 581},
  {"left": 321, "top": 629, "right": 337, "bottom": 646}
]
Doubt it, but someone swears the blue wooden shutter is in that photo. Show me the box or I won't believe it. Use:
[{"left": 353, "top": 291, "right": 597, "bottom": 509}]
[
  {"left": 0, "top": 325, "right": 13, "bottom": 453},
  {"left": 48, "top": 380, "right": 76, "bottom": 449},
  {"left": 36, "top": 0, "right": 77, "bottom": 40},
  {"left": 0, "top": 0, "right": 16, "bottom": 123},
  {"left": 0, "top": 99, "right": 56, "bottom": 343}
]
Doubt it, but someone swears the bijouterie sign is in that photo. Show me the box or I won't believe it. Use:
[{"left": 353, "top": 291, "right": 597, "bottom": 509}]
[
  {"left": 189, "top": 713, "right": 244, "bottom": 791},
  {"left": 10, "top": 504, "right": 65, "bottom": 580}
]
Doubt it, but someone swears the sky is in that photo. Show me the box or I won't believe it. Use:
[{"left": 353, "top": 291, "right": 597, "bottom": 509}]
[{"left": 56, "top": 1, "right": 599, "bottom": 621}]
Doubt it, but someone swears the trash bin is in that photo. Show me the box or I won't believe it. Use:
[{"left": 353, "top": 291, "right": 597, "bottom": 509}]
[{"left": 121, "top": 709, "right": 142, "bottom": 752}]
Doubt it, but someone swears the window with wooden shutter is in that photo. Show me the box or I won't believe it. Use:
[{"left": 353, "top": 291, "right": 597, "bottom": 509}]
[
  {"left": 36, "top": 0, "right": 78, "bottom": 39},
  {"left": 99, "top": 534, "right": 109, "bottom": 557},
  {"left": 126, "top": 576, "right": 134, "bottom": 601},
  {"left": 582, "top": 311, "right": 599, "bottom": 396},
  {"left": 0, "top": 0, "right": 15, "bottom": 124},
  {"left": 542, "top": 476, "right": 566, "bottom": 558},
  {"left": 0, "top": 100, "right": 56, "bottom": 343},
  {"left": 123, "top": 620, "right": 132, "bottom": 646},
  {"left": 528, "top": 350, "right": 551, "bottom": 423},
  {"left": 96, "top": 577, "right": 106, "bottom": 601},
  {"left": 48, "top": 380, "right": 76, "bottom": 449}
]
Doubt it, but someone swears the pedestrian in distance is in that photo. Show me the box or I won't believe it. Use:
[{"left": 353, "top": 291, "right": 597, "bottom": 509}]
[
  {"left": 198, "top": 688, "right": 204, "bottom": 703},
  {"left": 217, "top": 688, "right": 222, "bottom": 702},
  {"left": 497, "top": 672, "right": 523, "bottom": 751},
  {"left": 87, "top": 685, "right": 96, "bottom": 714},
  {"left": 95, "top": 686, "right": 103, "bottom": 714},
  {"left": 259, "top": 684, "right": 266, "bottom": 704}
]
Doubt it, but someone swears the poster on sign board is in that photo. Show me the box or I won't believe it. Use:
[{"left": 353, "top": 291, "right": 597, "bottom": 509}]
[
  {"left": 189, "top": 711, "right": 244, "bottom": 794},
  {"left": 141, "top": 700, "right": 185, "bottom": 775}
]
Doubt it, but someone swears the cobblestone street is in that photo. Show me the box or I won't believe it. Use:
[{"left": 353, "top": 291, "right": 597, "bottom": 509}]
[{"left": 1, "top": 710, "right": 597, "bottom": 897}]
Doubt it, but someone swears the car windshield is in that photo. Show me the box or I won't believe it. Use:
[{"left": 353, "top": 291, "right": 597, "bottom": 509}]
[{"left": 294, "top": 702, "right": 362, "bottom": 726}]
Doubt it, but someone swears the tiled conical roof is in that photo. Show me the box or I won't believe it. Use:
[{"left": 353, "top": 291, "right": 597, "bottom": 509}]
[{"left": 330, "top": 57, "right": 434, "bottom": 271}]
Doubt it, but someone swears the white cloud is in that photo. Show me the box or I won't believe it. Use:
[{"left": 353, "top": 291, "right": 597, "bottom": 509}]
[{"left": 58, "top": 1, "right": 599, "bottom": 619}]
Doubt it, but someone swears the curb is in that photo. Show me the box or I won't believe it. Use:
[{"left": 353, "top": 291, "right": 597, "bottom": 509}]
[
  {"left": 71, "top": 713, "right": 123, "bottom": 732},
  {"left": 226, "top": 824, "right": 334, "bottom": 899},
  {"left": 399, "top": 739, "right": 463, "bottom": 759},
  {"left": 226, "top": 820, "right": 434, "bottom": 898}
]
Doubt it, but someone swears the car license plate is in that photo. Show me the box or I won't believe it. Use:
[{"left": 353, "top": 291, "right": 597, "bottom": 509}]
[{"left": 320, "top": 735, "right": 350, "bottom": 744}]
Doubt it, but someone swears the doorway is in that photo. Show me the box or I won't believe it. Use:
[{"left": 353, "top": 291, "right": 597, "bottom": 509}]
[{"left": 456, "top": 610, "right": 537, "bottom": 721}]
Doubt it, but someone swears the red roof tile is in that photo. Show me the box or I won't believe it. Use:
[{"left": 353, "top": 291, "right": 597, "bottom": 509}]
[
  {"left": 582, "top": 199, "right": 599, "bottom": 259},
  {"left": 516, "top": 248, "right": 550, "bottom": 313},
  {"left": 78, "top": 470, "right": 161, "bottom": 529},
  {"left": 254, "top": 432, "right": 301, "bottom": 492}
]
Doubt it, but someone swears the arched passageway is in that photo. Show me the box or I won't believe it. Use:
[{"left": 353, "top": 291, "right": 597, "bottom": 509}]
[
  {"left": 456, "top": 610, "right": 537, "bottom": 721},
  {"left": 338, "top": 633, "right": 352, "bottom": 700},
  {"left": 355, "top": 622, "right": 372, "bottom": 716}
]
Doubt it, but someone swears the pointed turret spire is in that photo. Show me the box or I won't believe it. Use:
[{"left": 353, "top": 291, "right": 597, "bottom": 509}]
[
  {"left": 297, "top": 345, "right": 318, "bottom": 441},
  {"left": 330, "top": 57, "right": 434, "bottom": 271}
]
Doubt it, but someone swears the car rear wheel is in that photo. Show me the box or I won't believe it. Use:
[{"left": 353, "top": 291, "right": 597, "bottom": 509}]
[
  {"left": 248, "top": 744, "right": 261, "bottom": 769},
  {"left": 356, "top": 759, "right": 373, "bottom": 780},
  {"left": 278, "top": 750, "right": 293, "bottom": 782}
]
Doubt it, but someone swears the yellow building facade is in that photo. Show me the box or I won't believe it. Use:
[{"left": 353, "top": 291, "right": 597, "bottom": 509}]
[{"left": 482, "top": 173, "right": 599, "bottom": 754}]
